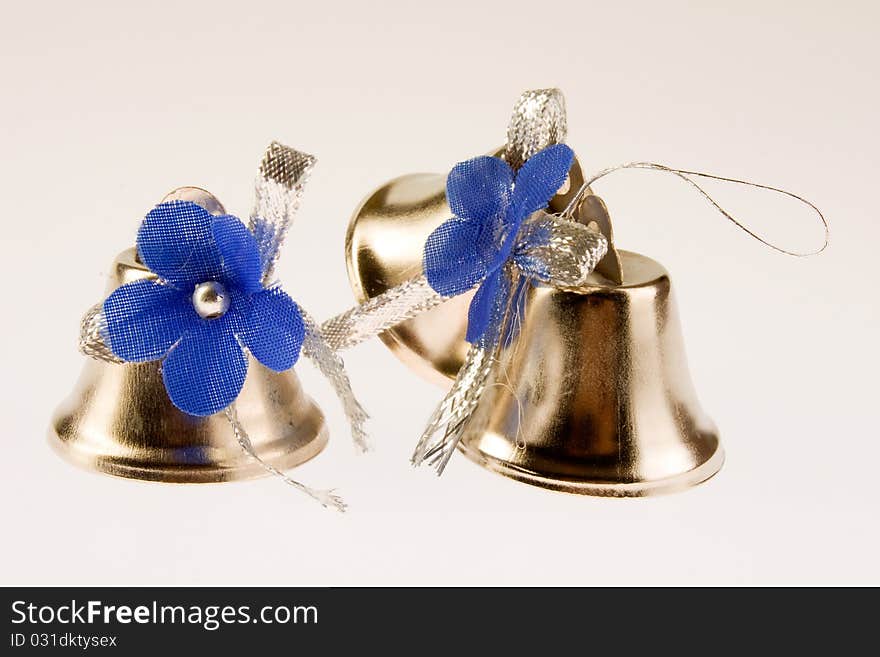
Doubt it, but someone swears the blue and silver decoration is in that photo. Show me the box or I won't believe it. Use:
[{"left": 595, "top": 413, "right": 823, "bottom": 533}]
[{"left": 78, "top": 142, "right": 368, "bottom": 510}]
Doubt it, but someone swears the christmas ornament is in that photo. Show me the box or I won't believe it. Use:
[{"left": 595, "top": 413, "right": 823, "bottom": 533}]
[
  {"left": 326, "top": 89, "right": 827, "bottom": 496},
  {"left": 52, "top": 143, "right": 368, "bottom": 510}
]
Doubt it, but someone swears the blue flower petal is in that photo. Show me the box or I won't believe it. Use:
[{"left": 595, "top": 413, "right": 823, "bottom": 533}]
[
  {"left": 137, "top": 201, "right": 223, "bottom": 288},
  {"left": 490, "top": 221, "right": 521, "bottom": 271},
  {"left": 103, "top": 279, "right": 195, "bottom": 362},
  {"left": 161, "top": 318, "right": 247, "bottom": 417},
  {"left": 234, "top": 287, "right": 304, "bottom": 372},
  {"left": 447, "top": 156, "right": 514, "bottom": 223},
  {"left": 211, "top": 214, "right": 263, "bottom": 294},
  {"left": 510, "top": 144, "right": 574, "bottom": 222},
  {"left": 466, "top": 268, "right": 509, "bottom": 344},
  {"left": 424, "top": 218, "right": 499, "bottom": 296}
]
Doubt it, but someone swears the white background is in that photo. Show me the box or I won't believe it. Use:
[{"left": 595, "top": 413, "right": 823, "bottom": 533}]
[{"left": 1, "top": 1, "right": 877, "bottom": 585}]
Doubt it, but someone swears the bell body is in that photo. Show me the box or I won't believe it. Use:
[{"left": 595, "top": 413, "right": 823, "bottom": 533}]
[
  {"left": 458, "top": 253, "right": 722, "bottom": 496},
  {"left": 347, "top": 172, "right": 473, "bottom": 385},
  {"left": 51, "top": 190, "right": 328, "bottom": 483},
  {"left": 51, "top": 349, "right": 328, "bottom": 483},
  {"left": 346, "top": 165, "right": 722, "bottom": 496}
]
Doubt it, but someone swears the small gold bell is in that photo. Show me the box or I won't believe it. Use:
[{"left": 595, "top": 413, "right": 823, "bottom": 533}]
[
  {"left": 346, "top": 156, "right": 722, "bottom": 496},
  {"left": 49, "top": 188, "right": 328, "bottom": 483}
]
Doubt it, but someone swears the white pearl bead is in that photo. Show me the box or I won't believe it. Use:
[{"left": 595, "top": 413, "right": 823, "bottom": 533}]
[{"left": 192, "top": 281, "right": 230, "bottom": 319}]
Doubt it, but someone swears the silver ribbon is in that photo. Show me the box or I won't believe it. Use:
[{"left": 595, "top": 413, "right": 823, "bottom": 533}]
[
  {"left": 300, "top": 310, "right": 369, "bottom": 452},
  {"left": 226, "top": 404, "right": 345, "bottom": 511},
  {"left": 504, "top": 88, "right": 567, "bottom": 170},
  {"left": 411, "top": 330, "right": 496, "bottom": 472},
  {"left": 79, "top": 302, "right": 122, "bottom": 364},
  {"left": 252, "top": 142, "right": 317, "bottom": 282},
  {"left": 79, "top": 142, "right": 367, "bottom": 511},
  {"left": 251, "top": 143, "right": 369, "bottom": 455},
  {"left": 320, "top": 275, "right": 445, "bottom": 352},
  {"left": 515, "top": 210, "right": 610, "bottom": 288}
]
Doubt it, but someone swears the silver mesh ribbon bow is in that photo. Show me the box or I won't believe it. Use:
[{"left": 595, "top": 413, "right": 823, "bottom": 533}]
[
  {"left": 79, "top": 142, "right": 368, "bottom": 511},
  {"left": 321, "top": 89, "right": 608, "bottom": 474}
]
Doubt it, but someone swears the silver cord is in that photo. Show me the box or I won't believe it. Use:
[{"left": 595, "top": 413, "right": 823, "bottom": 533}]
[
  {"left": 565, "top": 162, "right": 829, "bottom": 257},
  {"left": 225, "top": 404, "right": 346, "bottom": 512}
]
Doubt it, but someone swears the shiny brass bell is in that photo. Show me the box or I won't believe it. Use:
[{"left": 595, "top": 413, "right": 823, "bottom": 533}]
[
  {"left": 50, "top": 188, "right": 328, "bottom": 483},
  {"left": 346, "top": 154, "right": 723, "bottom": 496}
]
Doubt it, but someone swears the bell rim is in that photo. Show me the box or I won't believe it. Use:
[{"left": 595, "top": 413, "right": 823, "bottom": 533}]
[
  {"left": 48, "top": 356, "right": 331, "bottom": 486},
  {"left": 456, "top": 439, "right": 724, "bottom": 498},
  {"left": 47, "top": 418, "right": 329, "bottom": 484}
]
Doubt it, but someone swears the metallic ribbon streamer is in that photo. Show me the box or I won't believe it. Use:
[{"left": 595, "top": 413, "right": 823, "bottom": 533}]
[
  {"left": 301, "top": 311, "right": 370, "bottom": 453},
  {"left": 249, "top": 142, "right": 370, "bottom": 452},
  {"left": 504, "top": 88, "right": 567, "bottom": 171},
  {"left": 411, "top": 330, "right": 496, "bottom": 472},
  {"left": 320, "top": 275, "right": 445, "bottom": 351},
  {"left": 251, "top": 141, "right": 317, "bottom": 282},
  {"left": 225, "top": 404, "right": 346, "bottom": 512}
]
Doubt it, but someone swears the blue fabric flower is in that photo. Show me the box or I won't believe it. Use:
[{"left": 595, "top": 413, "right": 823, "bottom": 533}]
[
  {"left": 102, "top": 200, "right": 305, "bottom": 417},
  {"left": 423, "top": 144, "right": 574, "bottom": 343}
]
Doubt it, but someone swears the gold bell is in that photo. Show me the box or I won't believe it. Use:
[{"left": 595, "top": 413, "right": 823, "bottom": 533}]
[
  {"left": 346, "top": 154, "right": 723, "bottom": 496},
  {"left": 50, "top": 187, "right": 328, "bottom": 483}
]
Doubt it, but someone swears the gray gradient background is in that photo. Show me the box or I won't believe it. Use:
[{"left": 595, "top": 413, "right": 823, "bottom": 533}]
[{"left": 1, "top": 1, "right": 877, "bottom": 585}]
